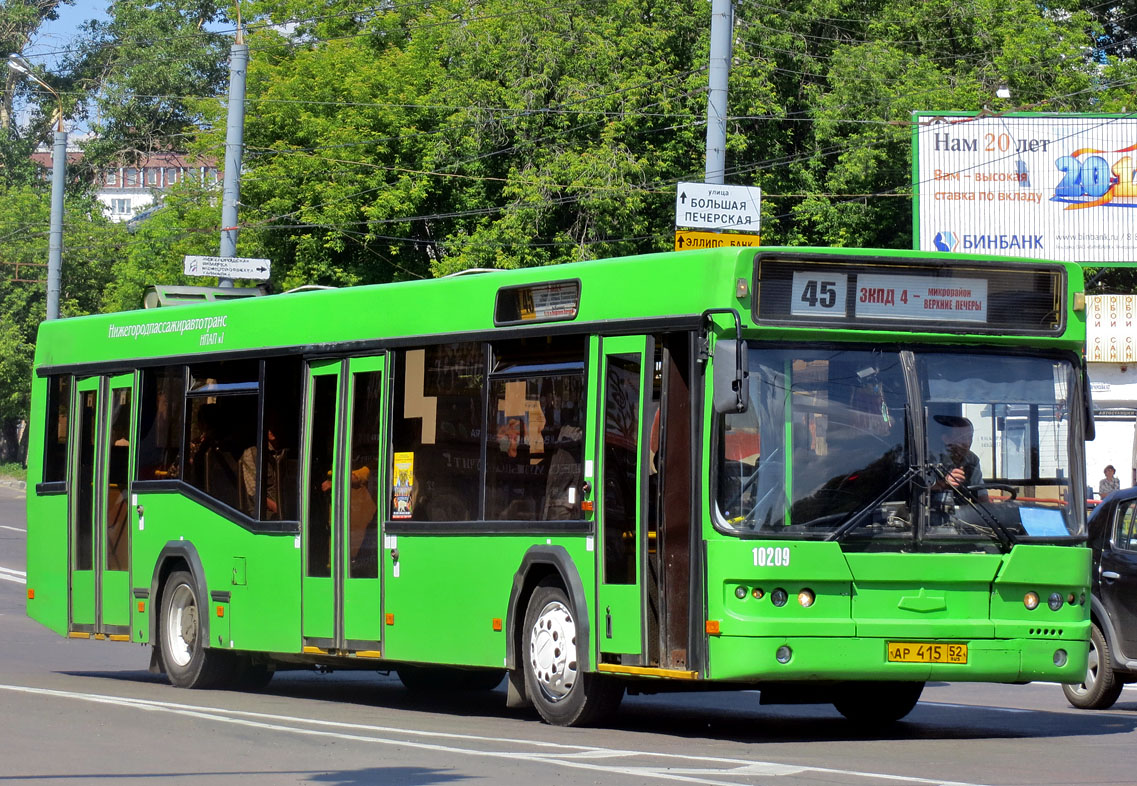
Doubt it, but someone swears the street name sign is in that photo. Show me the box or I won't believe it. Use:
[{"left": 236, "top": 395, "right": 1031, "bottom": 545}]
[
  {"left": 674, "top": 230, "right": 761, "bottom": 250},
  {"left": 184, "top": 255, "right": 272, "bottom": 280},
  {"left": 675, "top": 182, "right": 762, "bottom": 231}
]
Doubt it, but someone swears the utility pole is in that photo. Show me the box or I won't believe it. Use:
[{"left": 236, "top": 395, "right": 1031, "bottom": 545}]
[
  {"left": 218, "top": 20, "right": 248, "bottom": 287},
  {"left": 704, "top": 0, "right": 733, "bottom": 185},
  {"left": 8, "top": 55, "right": 64, "bottom": 320}
]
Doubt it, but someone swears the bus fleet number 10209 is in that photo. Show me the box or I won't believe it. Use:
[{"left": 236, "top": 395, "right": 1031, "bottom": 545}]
[{"left": 753, "top": 546, "right": 791, "bottom": 567}]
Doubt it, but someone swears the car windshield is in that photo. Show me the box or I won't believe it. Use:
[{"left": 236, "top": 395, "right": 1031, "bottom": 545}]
[{"left": 716, "top": 347, "right": 1084, "bottom": 548}]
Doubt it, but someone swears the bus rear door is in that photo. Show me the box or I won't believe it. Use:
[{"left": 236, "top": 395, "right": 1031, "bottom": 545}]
[
  {"left": 301, "top": 356, "right": 385, "bottom": 654},
  {"left": 69, "top": 373, "right": 133, "bottom": 639}
]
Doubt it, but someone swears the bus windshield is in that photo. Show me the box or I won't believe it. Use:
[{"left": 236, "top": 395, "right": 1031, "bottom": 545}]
[{"left": 716, "top": 346, "right": 1083, "bottom": 547}]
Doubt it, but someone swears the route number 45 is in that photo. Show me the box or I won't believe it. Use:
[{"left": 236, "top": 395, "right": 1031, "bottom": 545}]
[
  {"left": 801, "top": 279, "right": 839, "bottom": 308},
  {"left": 791, "top": 271, "right": 848, "bottom": 317}
]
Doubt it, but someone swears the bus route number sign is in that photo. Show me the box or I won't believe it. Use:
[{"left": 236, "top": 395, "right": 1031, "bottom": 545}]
[
  {"left": 887, "top": 641, "right": 968, "bottom": 664},
  {"left": 791, "top": 272, "right": 848, "bottom": 317}
]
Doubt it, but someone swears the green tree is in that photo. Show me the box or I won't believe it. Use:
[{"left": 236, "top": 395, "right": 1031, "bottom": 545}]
[
  {"left": 57, "top": 0, "right": 231, "bottom": 174},
  {"left": 1, "top": 0, "right": 71, "bottom": 131},
  {"left": 100, "top": 178, "right": 227, "bottom": 311},
  {"left": 0, "top": 184, "right": 123, "bottom": 460},
  {"left": 210, "top": 0, "right": 741, "bottom": 284},
  {"left": 193, "top": 0, "right": 1112, "bottom": 285}
]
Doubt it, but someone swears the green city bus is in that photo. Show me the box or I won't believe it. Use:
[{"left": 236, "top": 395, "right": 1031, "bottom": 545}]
[{"left": 25, "top": 246, "right": 1094, "bottom": 726}]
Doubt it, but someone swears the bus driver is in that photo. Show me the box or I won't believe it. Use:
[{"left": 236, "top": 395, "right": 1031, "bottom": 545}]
[{"left": 933, "top": 414, "right": 987, "bottom": 502}]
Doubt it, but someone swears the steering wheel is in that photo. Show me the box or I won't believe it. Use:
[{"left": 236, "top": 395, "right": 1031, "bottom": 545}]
[{"left": 967, "top": 483, "right": 1018, "bottom": 501}]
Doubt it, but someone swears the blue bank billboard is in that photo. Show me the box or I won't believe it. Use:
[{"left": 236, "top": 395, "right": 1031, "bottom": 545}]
[{"left": 913, "top": 112, "right": 1137, "bottom": 263}]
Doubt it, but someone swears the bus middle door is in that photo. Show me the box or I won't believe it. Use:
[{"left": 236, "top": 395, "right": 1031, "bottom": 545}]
[
  {"left": 301, "top": 357, "right": 385, "bottom": 655},
  {"left": 69, "top": 373, "right": 133, "bottom": 639},
  {"left": 593, "top": 335, "right": 647, "bottom": 659}
]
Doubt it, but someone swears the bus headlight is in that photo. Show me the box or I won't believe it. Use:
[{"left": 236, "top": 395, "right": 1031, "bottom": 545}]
[
  {"left": 797, "top": 589, "right": 815, "bottom": 608},
  {"left": 1024, "top": 592, "right": 1040, "bottom": 610},
  {"left": 771, "top": 588, "right": 788, "bottom": 607},
  {"left": 776, "top": 646, "right": 792, "bottom": 664},
  {"left": 735, "top": 585, "right": 748, "bottom": 600},
  {"left": 1048, "top": 592, "right": 1063, "bottom": 611}
]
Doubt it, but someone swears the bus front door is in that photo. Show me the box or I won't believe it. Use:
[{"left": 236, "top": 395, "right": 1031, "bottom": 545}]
[
  {"left": 69, "top": 374, "right": 133, "bottom": 639},
  {"left": 594, "top": 336, "right": 647, "bottom": 659},
  {"left": 301, "top": 357, "right": 386, "bottom": 654}
]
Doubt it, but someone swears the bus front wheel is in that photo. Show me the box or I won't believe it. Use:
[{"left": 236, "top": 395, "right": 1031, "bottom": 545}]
[
  {"left": 522, "top": 581, "right": 622, "bottom": 726},
  {"left": 159, "top": 570, "right": 234, "bottom": 689},
  {"left": 832, "top": 680, "right": 924, "bottom": 723},
  {"left": 1063, "top": 622, "right": 1122, "bottom": 710}
]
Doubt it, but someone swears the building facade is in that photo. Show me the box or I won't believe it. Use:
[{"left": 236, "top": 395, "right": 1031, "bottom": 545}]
[{"left": 31, "top": 148, "right": 218, "bottom": 223}]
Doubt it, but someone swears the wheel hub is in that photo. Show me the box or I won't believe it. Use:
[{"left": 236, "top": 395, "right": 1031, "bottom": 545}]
[
  {"left": 165, "top": 584, "right": 198, "bottom": 668},
  {"left": 529, "top": 600, "right": 578, "bottom": 702}
]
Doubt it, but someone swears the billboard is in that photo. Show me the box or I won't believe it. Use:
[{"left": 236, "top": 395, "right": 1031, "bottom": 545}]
[
  {"left": 1087, "top": 294, "right": 1137, "bottom": 363},
  {"left": 913, "top": 113, "right": 1137, "bottom": 263}
]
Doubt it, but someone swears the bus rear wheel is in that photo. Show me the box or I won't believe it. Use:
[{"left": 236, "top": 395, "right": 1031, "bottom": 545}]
[
  {"left": 832, "top": 680, "right": 924, "bottom": 723},
  {"left": 159, "top": 570, "right": 235, "bottom": 689},
  {"left": 1063, "top": 622, "right": 1122, "bottom": 710},
  {"left": 522, "top": 581, "right": 622, "bottom": 726}
]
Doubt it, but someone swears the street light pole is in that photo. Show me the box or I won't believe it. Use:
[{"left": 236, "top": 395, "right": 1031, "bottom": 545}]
[
  {"left": 218, "top": 22, "right": 248, "bottom": 288},
  {"left": 8, "top": 55, "right": 64, "bottom": 321}
]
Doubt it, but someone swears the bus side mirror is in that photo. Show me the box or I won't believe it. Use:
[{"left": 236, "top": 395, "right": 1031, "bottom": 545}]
[{"left": 712, "top": 338, "right": 749, "bottom": 414}]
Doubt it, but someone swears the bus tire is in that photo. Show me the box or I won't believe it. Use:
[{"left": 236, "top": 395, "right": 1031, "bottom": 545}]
[
  {"left": 159, "top": 570, "right": 234, "bottom": 689},
  {"left": 832, "top": 680, "right": 924, "bottom": 723},
  {"left": 1063, "top": 622, "right": 1123, "bottom": 710},
  {"left": 522, "top": 581, "right": 622, "bottom": 726}
]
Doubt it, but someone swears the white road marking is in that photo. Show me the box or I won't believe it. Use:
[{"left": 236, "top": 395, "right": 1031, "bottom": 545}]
[
  {"left": 922, "top": 701, "right": 1031, "bottom": 714},
  {"left": 0, "top": 566, "right": 26, "bottom": 584},
  {"left": 0, "top": 525, "right": 25, "bottom": 533},
  {"left": 0, "top": 683, "right": 991, "bottom": 786}
]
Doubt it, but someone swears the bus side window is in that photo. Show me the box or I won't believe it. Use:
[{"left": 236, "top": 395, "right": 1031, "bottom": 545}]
[
  {"left": 43, "top": 375, "right": 71, "bottom": 484},
  {"left": 137, "top": 366, "right": 185, "bottom": 481},
  {"left": 391, "top": 344, "right": 484, "bottom": 522},
  {"left": 184, "top": 360, "right": 258, "bottom": 513},
  {"left": 487, "top": 336, "right": 586, "bottom": 522}
]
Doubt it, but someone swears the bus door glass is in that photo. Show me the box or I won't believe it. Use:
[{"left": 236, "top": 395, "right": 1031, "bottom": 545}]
[
  {"left": 301, "top": 356, "right": 385, "bottom": 653},
  {"left": 69, "top": 373, "right": 133, "bottom": 637},
  {"left": 595, "top": 335, "right": 647, "bottom": 657}
]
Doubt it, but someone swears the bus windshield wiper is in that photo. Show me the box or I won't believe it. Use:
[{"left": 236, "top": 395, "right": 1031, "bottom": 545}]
[{"left": 824, "top": 466, "right": 921, "bottom": 542}]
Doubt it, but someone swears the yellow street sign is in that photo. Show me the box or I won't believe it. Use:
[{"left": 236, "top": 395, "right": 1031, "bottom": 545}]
[{"left": 674, "top": 230, "right": 761, "bottom": 251}]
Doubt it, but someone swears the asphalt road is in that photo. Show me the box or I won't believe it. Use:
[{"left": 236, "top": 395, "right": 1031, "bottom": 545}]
[{"left": 3, "top": 483, "right": 1137, "bottom": 785}]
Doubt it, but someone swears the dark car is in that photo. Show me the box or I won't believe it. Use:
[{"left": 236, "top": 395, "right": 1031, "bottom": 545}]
[{"left": 1064, "top": 486, "right": 1137, "bottom": 709}]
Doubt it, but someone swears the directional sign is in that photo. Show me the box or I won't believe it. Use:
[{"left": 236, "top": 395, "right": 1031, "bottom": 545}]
[
  {"left": 184, "top": 255, "right": 272, "bottom": 281},
  {"left": 675, "top": 182, "right": 762, "bottom": 232},
  {"left": 675, "top": 230, "right": 761, "bottom": 251}
]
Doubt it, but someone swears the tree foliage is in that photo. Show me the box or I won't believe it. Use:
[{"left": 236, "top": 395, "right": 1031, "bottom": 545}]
[
  {"left": 57, "top": 0, "right": 231, "bottom": 173},
  {"left": 0, "top": 0, "right": 1133, "bottom": 443},
  {"left": 185, "top": 0, "right": 1115, "bottom": 285},
  {"left": 2, "top": 1, "right": 71, "bottom": 131},
  {"left": 0, "top": 184, "right": 122, "bottom": 438}
]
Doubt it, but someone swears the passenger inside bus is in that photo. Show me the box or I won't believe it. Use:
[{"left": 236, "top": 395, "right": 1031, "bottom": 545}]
[
  {"left": 543, "top": 423, "right": 583, "bottom": 520},
  {"left": 240, "top": 415, "right": 289, "bottom": 520}
]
